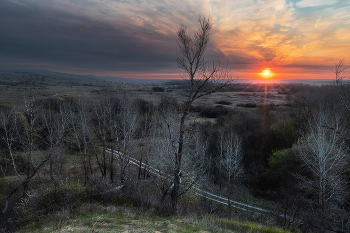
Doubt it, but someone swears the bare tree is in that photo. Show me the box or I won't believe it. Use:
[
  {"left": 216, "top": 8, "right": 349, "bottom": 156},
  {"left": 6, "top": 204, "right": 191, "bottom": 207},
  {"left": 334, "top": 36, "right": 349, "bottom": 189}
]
[
  {"left": 92, "top": 89, "right": 139, "bottom": 184},
  {"left": 150, "top": 106, "right": 207, "bottom": 206},
  {"left": 148, "top": 104, "right": 178, "bottom": 202},
  {"left": 168, "top": 16, "right": 232, "bottom": 214},
  {"left": 92, "top": 89, "right": 119, "bottom": 181},
  {"left": 136, "top": 99, "right": 155, "bottom": 180},
  {"left": 218, "top": 131, "right": 244, "bottom": 195},
  {"left": 66, "top": 95, "right": 94, "bottom": 185},
  {"left": 0, "top": 108, "right": 24, "bottom": 185},
  {"left": 334, "top": 58, "right": 350, "bottom": 110},
  {"left": 41, "top": 100, "right": 67, "bottom": 185},
  {"left": 295, "top": 105, "right": 348, "bottom": 215},
  {"left": 18, "top": 85, "right": 44, "bottom": 193},
  {"left": 1, "top": 102, "right": 68, "bottom": 214},
  {"left": 115, "top": 93, "right": 139, "bottom": 184}
]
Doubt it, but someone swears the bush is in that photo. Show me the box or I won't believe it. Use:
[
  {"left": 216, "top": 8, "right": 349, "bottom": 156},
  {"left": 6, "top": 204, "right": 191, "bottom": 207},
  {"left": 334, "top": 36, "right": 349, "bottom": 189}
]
[
  {"left": 268, "top": 149, "right": 286, "bottom": 171},
  {"left": 37, "top": 97, "right": 61, "bottom": 112},
  {"left": 152, "top": 86, "right": 164, "bottom": 92},
  {"left": 216, "top": 100, "right": 231, "bottom": 105},
  {"left": 190, "top": 104, "right": 206, "bottom": 113},
  {"left": 0, "top": 181, "right": 98, "bottom": 232},
  {"left": 258, "top": 149, "right": 301, "bottom": 191},
  {"left": 236, "top": 103, "right": 256, "bottom": 108},
  {"left": 17, "top": 182, "right": 95, "bottom": 219},
  {"left": 265, "top": 118, "right": 297, "bottom": 154},
  {"left": 159, "top": 96, "right": 181, "bottom": 111},
  {"left": 0, "top": 153, "right": 27, "bottom": 175},
  {"left": 199, "top": 105, "right": 229, "bottom": 118},
  {"left": 135, "top": 98, "right": 154, "bottom": 114}
]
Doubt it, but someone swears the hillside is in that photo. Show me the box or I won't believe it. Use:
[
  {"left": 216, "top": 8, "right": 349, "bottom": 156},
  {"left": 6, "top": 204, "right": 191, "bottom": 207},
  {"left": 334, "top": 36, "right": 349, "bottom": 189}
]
[{"left": 17, "top": 204, "right": 290, "bottom": 233}]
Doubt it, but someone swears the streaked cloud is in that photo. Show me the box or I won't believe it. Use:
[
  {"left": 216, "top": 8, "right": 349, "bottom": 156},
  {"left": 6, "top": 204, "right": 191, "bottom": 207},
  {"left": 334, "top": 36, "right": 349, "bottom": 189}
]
[{"left": 295, "top": 0, "right": 339, "bottom": 8}]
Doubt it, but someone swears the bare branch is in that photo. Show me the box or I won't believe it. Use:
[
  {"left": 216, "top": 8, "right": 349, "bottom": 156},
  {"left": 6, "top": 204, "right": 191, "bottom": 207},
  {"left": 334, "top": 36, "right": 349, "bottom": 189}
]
[{"left": 334, "top": 58, "right": 350, "bottom": 110}]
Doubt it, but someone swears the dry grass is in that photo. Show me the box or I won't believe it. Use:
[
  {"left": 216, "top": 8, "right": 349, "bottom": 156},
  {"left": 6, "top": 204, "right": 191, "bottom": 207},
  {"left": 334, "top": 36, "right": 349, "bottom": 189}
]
[
  {"left": 17, "top": 204, "right": 293, "bottom": 233},
  {"left": 130, "top": 88, "right": 287, "bottom": 110}
]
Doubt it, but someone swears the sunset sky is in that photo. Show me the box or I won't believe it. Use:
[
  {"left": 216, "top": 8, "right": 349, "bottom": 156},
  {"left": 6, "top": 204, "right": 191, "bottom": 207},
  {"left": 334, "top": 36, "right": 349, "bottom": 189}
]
[{"left": 1, "top": 0, "right": 349, "bottom": 80}]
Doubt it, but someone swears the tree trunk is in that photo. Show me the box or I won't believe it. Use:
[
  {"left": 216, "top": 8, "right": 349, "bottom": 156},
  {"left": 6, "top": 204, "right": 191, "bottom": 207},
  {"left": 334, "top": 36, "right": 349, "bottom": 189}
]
[
  {"left": 109, "top": 149, "right": 114, "bottom": 183},
  {"left": 138, "top": 152, "right": 143, "bottom": 180},
  {"left": 102, "top": 143, "right": 107, "bottom": 178},
  {"left": 120, "top": 158, "right": 126, "bottom": 184},
  {"left": 170, "top": 163, "right": 180, "bottom": 214},
  {"left": 170, "top": 110, "right": 188, "bottom": 215}
]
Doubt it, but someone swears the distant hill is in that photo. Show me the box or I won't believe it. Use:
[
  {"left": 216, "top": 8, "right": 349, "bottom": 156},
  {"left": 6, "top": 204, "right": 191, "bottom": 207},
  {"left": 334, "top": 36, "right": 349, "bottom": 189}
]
[{"left": 0, "top": 69, "right": 169, "bottom": 85}]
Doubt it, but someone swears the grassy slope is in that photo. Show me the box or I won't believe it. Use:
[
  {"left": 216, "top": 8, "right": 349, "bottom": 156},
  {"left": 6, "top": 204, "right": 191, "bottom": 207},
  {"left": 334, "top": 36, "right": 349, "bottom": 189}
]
[{"left": 17, "top": 205, "right": 292, "bottom": 233}]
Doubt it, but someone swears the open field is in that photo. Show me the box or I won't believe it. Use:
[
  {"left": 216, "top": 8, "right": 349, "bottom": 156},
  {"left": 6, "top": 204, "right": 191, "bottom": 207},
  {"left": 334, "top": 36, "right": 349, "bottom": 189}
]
[{"left": 0, "top": 70, "right": 290, "bottom": 109}]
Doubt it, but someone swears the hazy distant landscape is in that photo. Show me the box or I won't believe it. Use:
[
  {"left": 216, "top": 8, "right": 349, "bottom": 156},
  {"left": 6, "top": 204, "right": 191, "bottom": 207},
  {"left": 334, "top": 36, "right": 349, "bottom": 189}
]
[{"left": 0, "top": 69, "right": 336, "bottom": 84}]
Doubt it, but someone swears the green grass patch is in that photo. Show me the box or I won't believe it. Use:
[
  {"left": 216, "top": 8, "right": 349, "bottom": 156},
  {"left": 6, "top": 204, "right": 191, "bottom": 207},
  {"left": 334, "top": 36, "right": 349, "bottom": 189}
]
[{"left": 17, "top": 204, "right": 293, "bottom": 233}]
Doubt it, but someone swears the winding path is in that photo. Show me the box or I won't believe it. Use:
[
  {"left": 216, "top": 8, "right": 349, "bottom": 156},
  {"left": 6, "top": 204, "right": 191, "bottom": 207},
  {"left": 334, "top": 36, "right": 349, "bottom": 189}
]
[{"left": 105, "top": 148, "right": 282, "bottom": 216}]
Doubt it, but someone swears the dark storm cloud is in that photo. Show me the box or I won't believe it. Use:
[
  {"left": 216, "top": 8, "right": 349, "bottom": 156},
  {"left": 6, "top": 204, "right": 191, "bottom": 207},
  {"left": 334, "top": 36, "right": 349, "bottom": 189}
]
[{"left": 0, "top": 0, "right": 178, "bottom": 73}]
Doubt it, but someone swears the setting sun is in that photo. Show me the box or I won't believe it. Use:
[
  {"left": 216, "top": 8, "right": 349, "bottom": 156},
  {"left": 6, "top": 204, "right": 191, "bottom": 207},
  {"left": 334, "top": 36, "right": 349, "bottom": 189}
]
[
  {"left": 263, "top": 69, "right": 270, "bottom": 76},
  {"left": 261, "top": 69, "right": 272, "bottom": 78}
]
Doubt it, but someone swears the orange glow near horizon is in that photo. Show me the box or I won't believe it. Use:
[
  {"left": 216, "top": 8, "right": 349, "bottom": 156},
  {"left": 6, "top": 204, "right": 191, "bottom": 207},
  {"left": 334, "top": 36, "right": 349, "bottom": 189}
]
[
  {"left": 107, "top": 65, "right": 338, "bottom": 81},
  {"left": 257, "top": 68, "right": 275, "bottom": 79}
]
